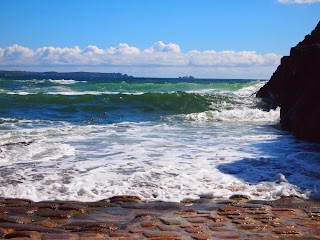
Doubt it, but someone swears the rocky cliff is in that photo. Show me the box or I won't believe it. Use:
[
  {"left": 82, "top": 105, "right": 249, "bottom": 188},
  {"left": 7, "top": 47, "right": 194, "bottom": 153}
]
[{"left": 257, "top": 21, "right": 320, "bottom": 142}]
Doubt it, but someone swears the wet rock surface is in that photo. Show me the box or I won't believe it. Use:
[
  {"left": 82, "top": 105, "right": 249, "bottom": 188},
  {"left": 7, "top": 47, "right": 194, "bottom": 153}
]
[{"left": 0, "top": 196, "right": 319, "bottom": 239}]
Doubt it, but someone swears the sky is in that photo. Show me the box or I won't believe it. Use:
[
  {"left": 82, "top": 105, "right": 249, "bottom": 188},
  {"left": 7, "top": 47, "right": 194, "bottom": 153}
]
[{"left": 0, "top": 0, "right": 319, "bottom": 79}]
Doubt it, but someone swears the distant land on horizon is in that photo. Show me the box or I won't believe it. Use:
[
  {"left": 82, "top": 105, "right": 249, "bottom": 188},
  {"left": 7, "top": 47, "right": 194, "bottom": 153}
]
[
  {"left": 0, "top": 70, "right": 265, "bottom": 81},
  {"left": 0, "top": 70, "right": 134, "bottom": 80}
]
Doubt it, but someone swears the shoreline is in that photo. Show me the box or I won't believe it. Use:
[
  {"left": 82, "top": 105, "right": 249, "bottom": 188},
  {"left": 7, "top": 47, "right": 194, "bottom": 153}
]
[{"left": 0, "top": 195, "right": 319, "bottom": 239}]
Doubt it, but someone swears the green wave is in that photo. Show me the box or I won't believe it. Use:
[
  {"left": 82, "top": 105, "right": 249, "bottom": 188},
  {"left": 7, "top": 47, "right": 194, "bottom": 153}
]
[
  {"left": 68, "top": 81, "right": 258, "bottom": 93},
  {"left": 0, "top": 78, "right": 258, "bottom": 93},
  {"left": 0, "top": 91, "right": 221, "bottom": 123},
  {"left": 0, "top": 78, "right": 261, "bottom": 123}
]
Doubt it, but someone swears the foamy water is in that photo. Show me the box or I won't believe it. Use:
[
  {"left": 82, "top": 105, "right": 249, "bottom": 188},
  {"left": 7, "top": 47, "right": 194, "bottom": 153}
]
[{"left": 0, "top": 78, "right": 319, "bottom": 202}]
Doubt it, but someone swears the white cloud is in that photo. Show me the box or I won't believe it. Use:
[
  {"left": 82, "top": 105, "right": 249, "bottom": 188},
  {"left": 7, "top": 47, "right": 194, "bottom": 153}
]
[
  {"left": 0, "top": 42, "right": 281, "bottom": 78},
  {"left": 33, "top": 46, "right": 84, "bottom": 65},
  {"left": 277, "top": 0, "right": 320, "bottom": 4},
  {"left": 82, "top": 45, "right": 104, "bottom": 55},
  {"left": 187, "top": 50, "right": 279, "bottom": 67},
  {"left": 105, "top": 43, "right": 140, "bottom": 55},
  {"left": 145, "top": 41, "right": 181, "bottom": 53},
  {"left": 2, "top": 44, "right": 34, "bottom": 59}
]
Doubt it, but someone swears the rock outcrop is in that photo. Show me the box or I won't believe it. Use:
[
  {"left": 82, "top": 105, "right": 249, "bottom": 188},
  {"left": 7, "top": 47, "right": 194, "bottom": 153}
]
[{"left": 257, "top": 21, "right": 320, "bottom": 142}]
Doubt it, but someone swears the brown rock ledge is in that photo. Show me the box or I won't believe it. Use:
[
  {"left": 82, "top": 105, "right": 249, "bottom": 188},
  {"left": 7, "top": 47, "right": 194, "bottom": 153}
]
[{"left": 0, "top": 195, "right": 319, "bottom": 239}]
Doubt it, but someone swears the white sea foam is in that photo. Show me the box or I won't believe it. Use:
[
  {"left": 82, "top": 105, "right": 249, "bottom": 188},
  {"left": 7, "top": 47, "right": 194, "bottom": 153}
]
[
  {"left": 0, "top": 80, "right": 319, "bottom": 202},
  {"left": 234, "top": 82, "right": 265, "bottom": 97},
  {"left": 4, "top": 90, "right": 146, "bottom": 96},
  {"left": 7, "top": 91, "right": 30, "bottom": 95},
  {"left": 182, "top": 82, "right": 279, "bottom": 123},
  {"left": 0, "top": 120, "right": 319, "bottom": 202},
  {"left": 47, "top": 91, "right": 148, "bottom": 95},
  {"left": 49, "top": 79, "right": 84, "bottom": 84},
  {"left": 184, "top": 107, "right": 280, "bottom": 123}
]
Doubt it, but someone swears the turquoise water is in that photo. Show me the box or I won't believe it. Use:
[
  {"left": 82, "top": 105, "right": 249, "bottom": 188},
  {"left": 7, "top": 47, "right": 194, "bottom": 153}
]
[
  {"left": 0, "top": 77, "right": 319, "bottom": 202},
  {"left": 0, "top": 78, "right": 258, "bottom": 123}
]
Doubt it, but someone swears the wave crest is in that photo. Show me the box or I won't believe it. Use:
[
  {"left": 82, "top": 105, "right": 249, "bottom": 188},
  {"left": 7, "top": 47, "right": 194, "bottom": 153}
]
[{"left": 183, "top": 107, "right": 280, "bottom": 123}]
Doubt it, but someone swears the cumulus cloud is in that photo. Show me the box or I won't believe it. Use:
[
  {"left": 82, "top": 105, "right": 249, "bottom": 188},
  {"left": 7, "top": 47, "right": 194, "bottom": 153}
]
[
  {"left": 0, "top": 42, "right": 281, "bottom": 78},
  {"left": 187, "top": 50, "right": 279, "bottom": 67},
  {"left": 105, "top": 43, "right": 140, "bottom": 55},
  {"left": 34, "top": 46, "right": 83, "bottom": 65},
  {"left": 277, "top": 0, "right": 320, "bottom": 4},
  {"left": 145, "top": 41, "right": 181, "bottom": 53},
  {"left": 1, "top": 44, "right": 34, "bottom": 60},
  {"left": 82, "top": 45, "right": 104, "bottom": 55}
]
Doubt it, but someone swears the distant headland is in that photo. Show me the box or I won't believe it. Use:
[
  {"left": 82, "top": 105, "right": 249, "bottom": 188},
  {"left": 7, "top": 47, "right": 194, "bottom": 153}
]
[
  {"left": 0, "top": 70, "right": 134, "bottom": 80},
  {"left": 179, "top": 76, "right": 195, "bottom": 79}
]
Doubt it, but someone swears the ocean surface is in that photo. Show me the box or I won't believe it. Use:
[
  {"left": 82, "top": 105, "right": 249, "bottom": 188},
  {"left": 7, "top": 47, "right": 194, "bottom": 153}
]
[{"left": 0, "top": 77, "right": 319, "bottom": 202}]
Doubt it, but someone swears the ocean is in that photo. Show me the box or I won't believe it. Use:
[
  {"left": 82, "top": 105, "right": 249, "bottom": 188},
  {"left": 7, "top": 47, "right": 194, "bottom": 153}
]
[{"left": 0, "top": 77, "right": 319, "bottom": 202}]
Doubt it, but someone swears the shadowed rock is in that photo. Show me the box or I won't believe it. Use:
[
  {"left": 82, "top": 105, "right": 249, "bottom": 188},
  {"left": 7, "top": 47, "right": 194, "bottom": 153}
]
[{"left": 257, "top": 21, "right": 320, "bottom": 142}]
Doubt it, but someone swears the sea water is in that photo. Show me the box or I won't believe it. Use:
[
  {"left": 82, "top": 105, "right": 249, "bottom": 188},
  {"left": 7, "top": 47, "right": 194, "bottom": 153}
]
[{"left": 0, "top": 77, "right": 319, "bottom": 202}]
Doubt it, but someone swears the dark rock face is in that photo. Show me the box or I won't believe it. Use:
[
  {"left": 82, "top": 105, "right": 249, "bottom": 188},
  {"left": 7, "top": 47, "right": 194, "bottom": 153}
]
[{"left": 257, "top": 21, "right": 320, "bottom": 142}]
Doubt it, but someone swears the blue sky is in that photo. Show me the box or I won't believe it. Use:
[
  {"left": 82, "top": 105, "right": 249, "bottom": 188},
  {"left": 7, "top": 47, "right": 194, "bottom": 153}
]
[{"left": 0, "top": 0, "right": 319, "bottom": 78}]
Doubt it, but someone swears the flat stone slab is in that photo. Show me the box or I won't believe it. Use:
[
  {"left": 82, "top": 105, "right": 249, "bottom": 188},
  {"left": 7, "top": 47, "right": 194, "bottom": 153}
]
[{"left": 0, "top": 196, "right": 319, "bottom": 239}]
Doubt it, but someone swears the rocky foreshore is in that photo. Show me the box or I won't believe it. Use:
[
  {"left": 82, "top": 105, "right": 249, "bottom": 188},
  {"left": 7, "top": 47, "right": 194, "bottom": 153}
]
[
  {"left": 0, "top": 195, "right": 319, "bottom": 239},
  {"left": 257, "top": 21, "right": 320, "bottom": 142}
]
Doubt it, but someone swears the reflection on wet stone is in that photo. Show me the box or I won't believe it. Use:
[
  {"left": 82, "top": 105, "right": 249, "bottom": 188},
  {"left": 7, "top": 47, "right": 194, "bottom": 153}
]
[{"left": 0, "top": 196, "right": 317, "bottom": 239}]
